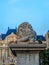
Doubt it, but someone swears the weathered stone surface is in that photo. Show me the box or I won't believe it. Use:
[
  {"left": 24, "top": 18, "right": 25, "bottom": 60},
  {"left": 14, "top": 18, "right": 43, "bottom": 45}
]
[
  {"left": 17, "top": 22, "right": 36, "bottom": 42},
  {"left": 17, "top": 36, "right": 29, "bottom": 42},
  {"left": 17, "top": 53, "right": 39, "bottom": 65}
]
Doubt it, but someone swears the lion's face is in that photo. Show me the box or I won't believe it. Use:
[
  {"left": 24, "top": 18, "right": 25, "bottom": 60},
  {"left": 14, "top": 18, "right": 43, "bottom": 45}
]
[{"left": 17, "top": 22, "right": 36, "bottom": 39}]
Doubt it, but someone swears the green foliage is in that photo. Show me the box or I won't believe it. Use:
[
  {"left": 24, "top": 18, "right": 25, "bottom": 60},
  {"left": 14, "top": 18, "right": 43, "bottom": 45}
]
[
  {"left": 39, "top": 49, "right": 49, "bottom": 65},
  {"left": 38, "top": 39, "right": 42, "bottom": 44}
]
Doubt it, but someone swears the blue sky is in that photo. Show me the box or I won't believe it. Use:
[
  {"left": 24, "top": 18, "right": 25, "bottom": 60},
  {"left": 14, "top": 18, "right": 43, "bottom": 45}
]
[{"left": 0, "top": 0, "right": 49, "bottom": 35}]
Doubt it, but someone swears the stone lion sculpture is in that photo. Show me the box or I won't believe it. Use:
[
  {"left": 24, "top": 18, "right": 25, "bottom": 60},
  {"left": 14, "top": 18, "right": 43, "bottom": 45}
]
[{"left": 17, "top": 22, "right": 36, "bottom": 42}]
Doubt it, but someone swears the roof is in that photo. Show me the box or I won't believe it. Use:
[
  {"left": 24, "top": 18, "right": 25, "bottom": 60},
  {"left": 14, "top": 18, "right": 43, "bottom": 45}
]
[
  {"left": 36, "top": 35, "right": 46, "bottom": 41},
  {"left": 2, "top": 28, "right": 16, "bottom": 40},
  {"left": 47, "top": 30, "right": 49, "bottom": 32},
  {"left": 2, "top": 34, "right": 6, "bottom": 40},
  {"left": 6, "top": 29, "right": 16, "bottom": 36}
]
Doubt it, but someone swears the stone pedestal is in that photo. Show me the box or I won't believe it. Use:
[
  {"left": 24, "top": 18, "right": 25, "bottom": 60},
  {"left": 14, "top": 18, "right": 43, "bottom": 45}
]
[
  {"left": 17, "top": 53, "right": 39, "bottom": 65},
  {"left": 9, "top": 43, "right": 46, "bottom": 65}
]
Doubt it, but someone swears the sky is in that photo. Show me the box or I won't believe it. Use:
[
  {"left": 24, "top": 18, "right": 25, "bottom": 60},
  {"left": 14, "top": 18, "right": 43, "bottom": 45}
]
[{"left": 0, "top": 0, "right": 49, "bottom": 35}]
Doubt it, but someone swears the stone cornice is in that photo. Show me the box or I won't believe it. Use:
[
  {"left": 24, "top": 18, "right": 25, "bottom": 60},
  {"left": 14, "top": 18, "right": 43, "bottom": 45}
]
[{"left": 9, "top": 43, "right": 46, "bottom": 51}]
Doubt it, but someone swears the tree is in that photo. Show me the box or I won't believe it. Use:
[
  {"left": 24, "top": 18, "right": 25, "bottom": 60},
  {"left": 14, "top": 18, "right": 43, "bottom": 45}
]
[{"left": 39, "top": 49, "right": 49, "bottom": 65}]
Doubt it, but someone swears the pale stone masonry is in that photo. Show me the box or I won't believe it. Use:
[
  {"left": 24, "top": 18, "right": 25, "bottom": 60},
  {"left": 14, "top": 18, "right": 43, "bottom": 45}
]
[
  {"left": 9, "top": 42, "right": 46, "bottom": 65},
  {"left": 17, "top": 53, "right": 39, "bottom": 65}
]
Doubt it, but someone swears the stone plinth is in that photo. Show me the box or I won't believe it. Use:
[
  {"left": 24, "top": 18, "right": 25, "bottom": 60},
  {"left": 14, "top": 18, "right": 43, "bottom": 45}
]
[
  {"left": 9, "top": 43, "right": 46, "bottom": 65},
  {"left": 17, "top": 53, "right": 39, "bottom": 65}
]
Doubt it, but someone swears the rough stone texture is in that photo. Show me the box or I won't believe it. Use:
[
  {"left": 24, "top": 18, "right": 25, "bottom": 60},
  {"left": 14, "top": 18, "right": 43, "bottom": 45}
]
[
  {"left": 17, "top": 22, "right": 36, "bottom": 42},
  {"left": 9, "top": 43, "right": 46, "bottom": 48},
  {"left": 17, "top": 53, "right": 39, "bottom": 65}
]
